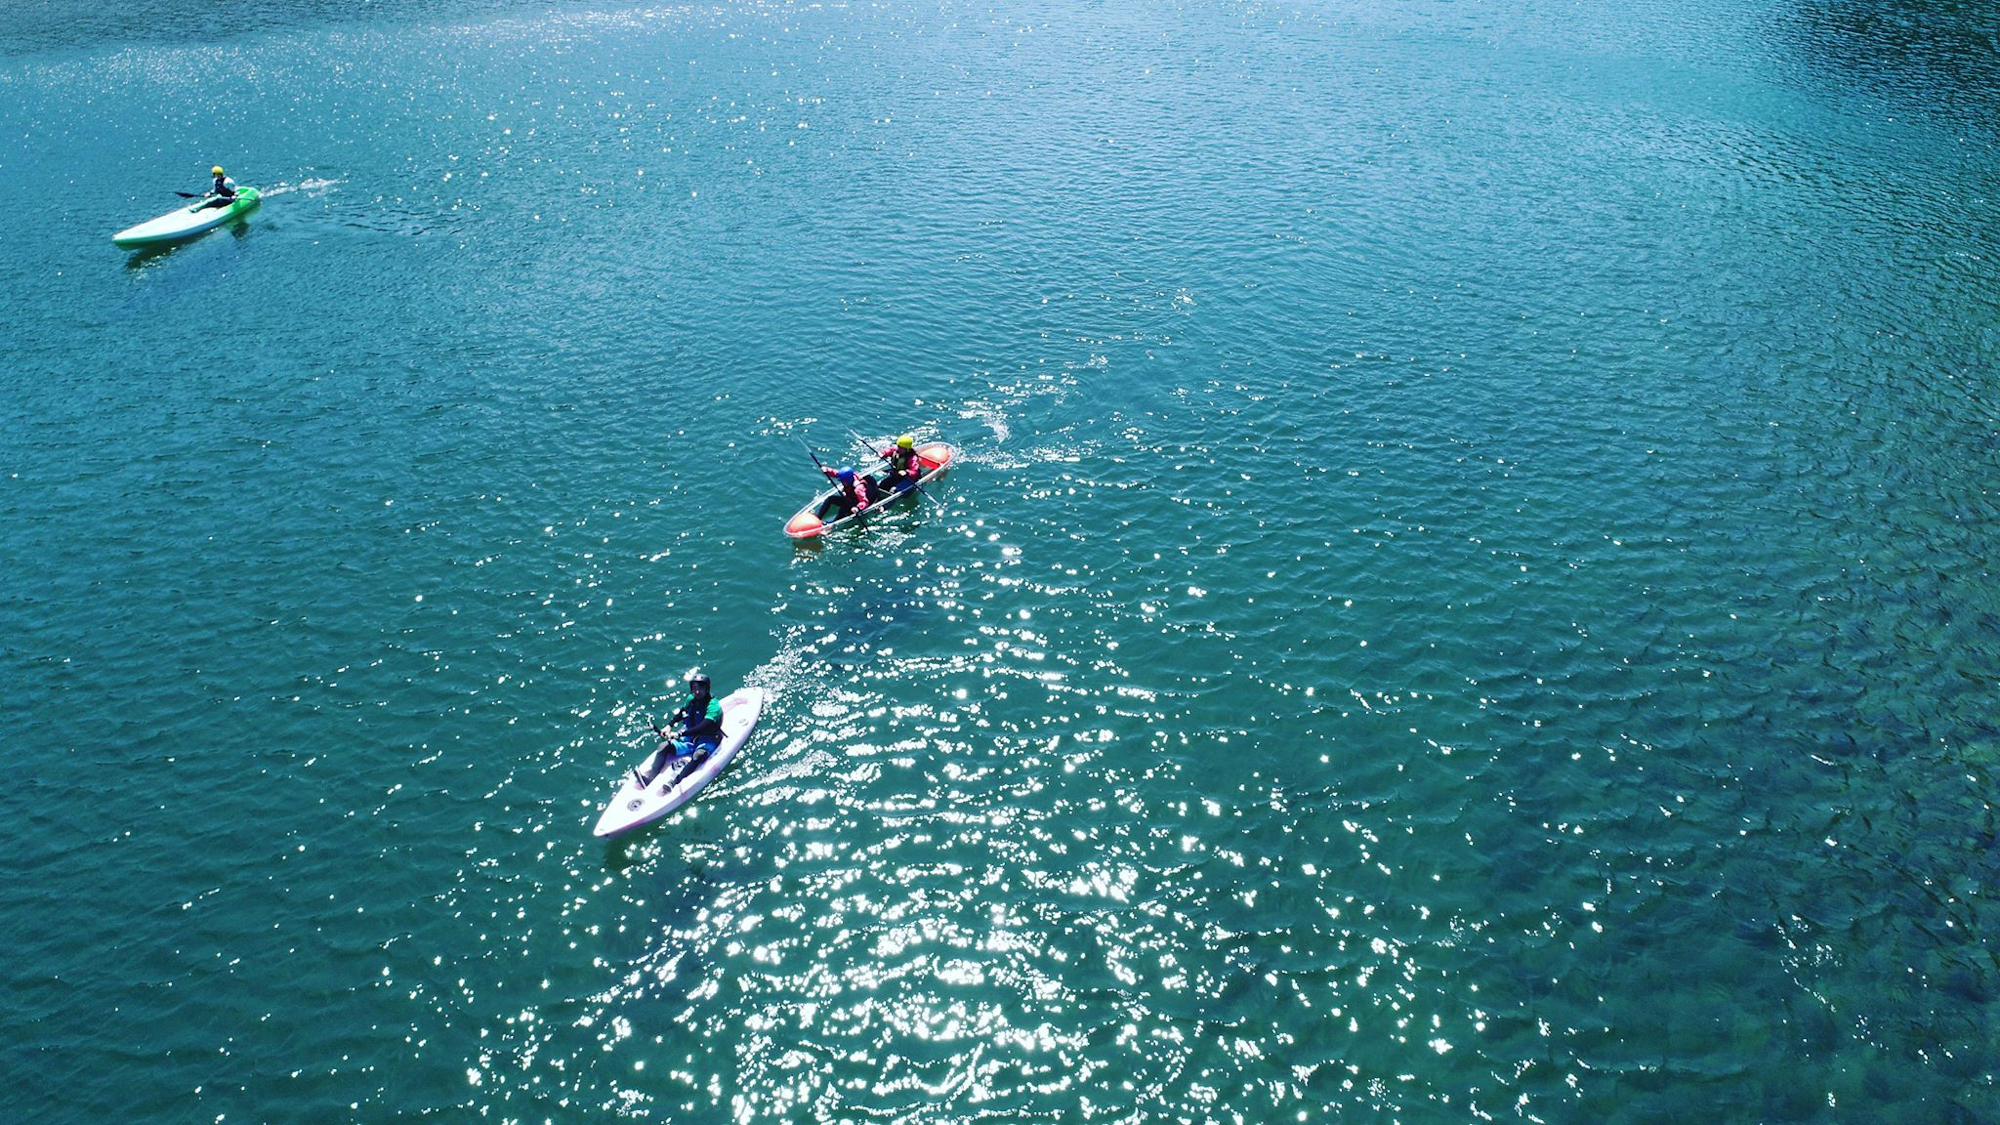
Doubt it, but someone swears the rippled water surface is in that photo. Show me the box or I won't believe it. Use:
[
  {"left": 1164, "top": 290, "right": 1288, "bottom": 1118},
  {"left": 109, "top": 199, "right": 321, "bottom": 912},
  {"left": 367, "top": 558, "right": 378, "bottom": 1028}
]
[{"left": 3, "top": 0, "right": 1997, "bottom": 1121}]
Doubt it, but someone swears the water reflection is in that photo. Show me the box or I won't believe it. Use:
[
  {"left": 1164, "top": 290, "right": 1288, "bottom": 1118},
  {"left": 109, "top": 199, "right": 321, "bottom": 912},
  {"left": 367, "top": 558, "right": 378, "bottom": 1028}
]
[
  {"left": 1, "top": 0, "right": 556, "bottom": 54},
  {"left": 1777, "top": 0, "right": 2000, "bottom": 118}
]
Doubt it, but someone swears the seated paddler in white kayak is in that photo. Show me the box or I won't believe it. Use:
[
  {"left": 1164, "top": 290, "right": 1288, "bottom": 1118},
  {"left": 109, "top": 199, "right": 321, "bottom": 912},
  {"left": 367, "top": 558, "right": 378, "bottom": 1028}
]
[
  {"left": 200, "top": 165, "right": 239, "bottom": 209},
  {"left": 635, "top": 670, "right": 726, "bottom": 786}
]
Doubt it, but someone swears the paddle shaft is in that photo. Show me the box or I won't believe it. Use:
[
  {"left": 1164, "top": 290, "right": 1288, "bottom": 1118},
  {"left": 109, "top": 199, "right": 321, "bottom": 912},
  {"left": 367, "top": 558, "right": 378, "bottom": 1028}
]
[
  {"left": 846, "top": 428, "right": 940, "bottom": 508},
  {"left": 798, "top": 438, "right": 833, "bottom": 480}
]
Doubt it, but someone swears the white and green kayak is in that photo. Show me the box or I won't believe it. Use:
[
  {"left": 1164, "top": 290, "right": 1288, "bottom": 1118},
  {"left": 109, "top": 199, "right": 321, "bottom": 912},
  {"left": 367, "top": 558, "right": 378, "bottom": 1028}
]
[{"left": 112, "top": 188, "right": 261, "bottom": 248}]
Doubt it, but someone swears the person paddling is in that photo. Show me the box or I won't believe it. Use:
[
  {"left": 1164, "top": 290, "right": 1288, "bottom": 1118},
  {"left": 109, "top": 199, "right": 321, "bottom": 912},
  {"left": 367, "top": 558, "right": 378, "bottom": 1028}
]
[
  {"left": 878, "top": 434, "right": 924, "bottom": 491},
  {"left": 819, "top": 466, "right": 872, "bottom": 520},
  {"left": 637, "top": 671, "right": 726, "bottom": 786},
  {"left": 201, "top": 165, "right": 238, "bottom": 209}
]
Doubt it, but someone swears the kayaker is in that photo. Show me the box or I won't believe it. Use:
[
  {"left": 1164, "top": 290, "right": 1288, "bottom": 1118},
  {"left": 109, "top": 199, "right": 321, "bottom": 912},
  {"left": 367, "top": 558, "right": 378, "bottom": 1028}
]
[
  {"left": 819, "top": 466, "right": 872, "bottom": 519},
  {"left": 878, "top": 434, "right": 924, "bottom": 491},
  {"left": 202, "top": 165, "right": 237, "bottom": 209},
  {"left": 638, "top": 671, "right": 726, "bottom": 785}
]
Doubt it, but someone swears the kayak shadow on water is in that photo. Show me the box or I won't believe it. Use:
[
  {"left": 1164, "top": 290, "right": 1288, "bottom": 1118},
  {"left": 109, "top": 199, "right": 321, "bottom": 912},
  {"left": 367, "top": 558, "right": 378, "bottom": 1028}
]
[
  {"left": 121, "top": 241, "right": 183, "bottom": 270},
  {"left": 120, "top": 217, "right": 256, "bottom": 271},
  {"left": 598, "top": 828, "right": 658, "bottom": 872},
  {"left": 596, "top": 806, "right": 734, "bottom": 875}
]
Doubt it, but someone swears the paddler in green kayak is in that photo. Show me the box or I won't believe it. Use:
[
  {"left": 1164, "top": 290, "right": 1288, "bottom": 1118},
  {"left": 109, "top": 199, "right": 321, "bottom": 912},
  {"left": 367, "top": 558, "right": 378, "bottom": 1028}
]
[
  {"left": 200, "top": 165, "right": 239, "bottom": 210},
  {"left": 636, "top": 671, "right": 726, "bottom": 786}
]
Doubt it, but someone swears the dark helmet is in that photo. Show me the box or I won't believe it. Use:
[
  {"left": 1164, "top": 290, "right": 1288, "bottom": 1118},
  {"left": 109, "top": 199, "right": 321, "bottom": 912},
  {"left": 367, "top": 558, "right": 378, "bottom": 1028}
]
[
  {"left": 687, "top": 670, "right": 711, "bottom": 694},
  {"left": 836, "top": 467, "right": 856, "bottom": 484}
]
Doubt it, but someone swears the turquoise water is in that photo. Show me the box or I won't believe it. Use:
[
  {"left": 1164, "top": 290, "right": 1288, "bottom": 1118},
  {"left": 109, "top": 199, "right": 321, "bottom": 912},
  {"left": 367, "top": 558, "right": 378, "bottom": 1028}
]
[{"left": 4, "top": 0, "right": 1997, "bottom": 1120}]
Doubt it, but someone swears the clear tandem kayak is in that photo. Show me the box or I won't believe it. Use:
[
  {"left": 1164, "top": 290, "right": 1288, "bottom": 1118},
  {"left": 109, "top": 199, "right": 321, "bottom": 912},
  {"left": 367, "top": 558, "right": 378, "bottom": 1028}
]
[
  {"left": 784, "top": 441, "right": 957, "bottom": 539},
  {"left": 112, "top": 188, "right": 261, "bottom": 248},
  {"left": 592, "top": 687, "right": 765, "bottom": 839}
]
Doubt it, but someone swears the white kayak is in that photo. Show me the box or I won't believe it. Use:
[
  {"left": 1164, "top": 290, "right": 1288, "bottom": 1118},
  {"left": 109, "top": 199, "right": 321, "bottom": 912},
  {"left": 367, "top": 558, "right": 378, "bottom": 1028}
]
[
  {"left": 112, "top": 187, "right": 262, "bottom": 248},
  {"left": 592, "top": 687, "right": 765, "bottom": 838}
]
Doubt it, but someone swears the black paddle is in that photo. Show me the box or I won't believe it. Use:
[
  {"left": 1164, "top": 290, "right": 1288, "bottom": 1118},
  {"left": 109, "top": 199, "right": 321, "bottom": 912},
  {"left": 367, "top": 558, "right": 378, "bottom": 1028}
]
[
  {"left": 847, "top": 428, "right": 941, "bottom": 509},
  {"left": 798, "top": 437, "right": 851, "bottom": 507},
  {"left": 173, "top": 191, "right": 203, "bottom": 198},
  {"left": 633, "top": 717, "right": 673, "bottom": 786},
  {"left": 798, "top": 437, "right": 832, "bottom": 480}
]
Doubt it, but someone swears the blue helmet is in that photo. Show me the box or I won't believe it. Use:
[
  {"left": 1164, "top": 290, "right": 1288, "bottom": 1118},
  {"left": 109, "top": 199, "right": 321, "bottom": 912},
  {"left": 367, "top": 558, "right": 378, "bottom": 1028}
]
[{"left": 836, "top": 467, "right": 856, "bottom": 484}]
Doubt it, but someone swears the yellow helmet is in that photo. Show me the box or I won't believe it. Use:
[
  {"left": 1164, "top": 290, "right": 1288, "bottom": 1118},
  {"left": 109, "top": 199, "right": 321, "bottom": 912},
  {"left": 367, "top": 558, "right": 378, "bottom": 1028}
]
[
  {"left": 211, "top": 165, "right": 225, "bottom": 175},
  {"left": 897, "top": 434, "right": 915, "bottom": 449}
]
